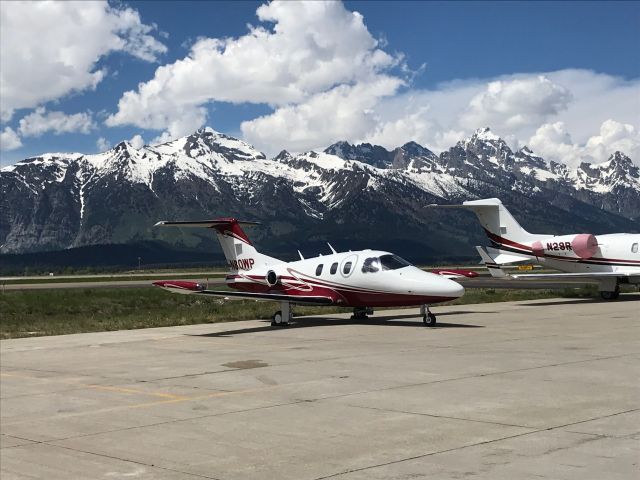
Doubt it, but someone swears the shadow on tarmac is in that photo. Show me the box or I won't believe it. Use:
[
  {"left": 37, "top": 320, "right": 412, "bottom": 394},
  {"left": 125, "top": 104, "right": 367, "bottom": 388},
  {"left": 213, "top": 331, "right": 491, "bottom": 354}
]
[
  {"left": 518, "top": 293, "right": 640, "bottom": 307},
  {"left": 193, "top": 311, "right": 487, "bottom": 338}
]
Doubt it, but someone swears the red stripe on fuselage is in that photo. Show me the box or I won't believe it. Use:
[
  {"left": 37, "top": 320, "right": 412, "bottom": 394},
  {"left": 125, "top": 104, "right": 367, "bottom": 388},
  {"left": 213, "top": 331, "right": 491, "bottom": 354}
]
[
  {"left": 485, "top": 229, "right": 640, "bottom": 266},
  {"left": 230, "top": 281, "right": 455, "bottom": 307}
]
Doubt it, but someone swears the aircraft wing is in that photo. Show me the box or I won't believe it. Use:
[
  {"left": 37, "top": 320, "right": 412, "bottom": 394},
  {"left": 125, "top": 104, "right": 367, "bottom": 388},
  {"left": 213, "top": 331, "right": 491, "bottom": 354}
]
[
  {"left": 511, "top": 272, "right": 637, "bottom": 279},
  {"left": 152, "top": 280, "right": 335, "bottom": 306},
  {"left": 476, "top": 247, "right": 639, "bottom": 281}
]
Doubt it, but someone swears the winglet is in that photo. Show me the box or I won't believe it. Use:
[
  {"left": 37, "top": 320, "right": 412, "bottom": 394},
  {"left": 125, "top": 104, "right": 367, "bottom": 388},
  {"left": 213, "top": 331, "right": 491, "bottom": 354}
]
[
  {"left": 476, "top": 246, "right": 509, "bottom": 278},
  {"left": 327, "top": 243, "right": 337, "bottom": 254}
]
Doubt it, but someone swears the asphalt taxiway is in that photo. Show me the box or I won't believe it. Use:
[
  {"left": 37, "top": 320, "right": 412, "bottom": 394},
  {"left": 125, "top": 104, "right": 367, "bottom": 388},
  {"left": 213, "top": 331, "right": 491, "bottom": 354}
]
[{"left": 1, "top": 297, "right": 638, "bottom": 479}]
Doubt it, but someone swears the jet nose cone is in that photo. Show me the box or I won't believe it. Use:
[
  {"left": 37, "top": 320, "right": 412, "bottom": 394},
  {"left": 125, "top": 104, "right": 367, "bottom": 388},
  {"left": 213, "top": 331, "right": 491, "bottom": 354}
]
[{"left": 448, "top": 280, "right": 465, "bottom": 299}]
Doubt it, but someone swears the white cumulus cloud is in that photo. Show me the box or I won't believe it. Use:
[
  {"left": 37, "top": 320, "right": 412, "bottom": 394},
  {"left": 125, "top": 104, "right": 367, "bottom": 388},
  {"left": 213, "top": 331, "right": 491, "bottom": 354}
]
[
  {"left": 529, "top": 119, "right": 640, "bottom": 167},
  {"left": 0, "top": 1, "right": 166, "bottom": 121},
  {"left": 18, "top": 108, "right": 96, "bottom": 137},
  {"left": 241, "top": 76, "right": 403, "bottom": 153},
  {"left": 0, "top": 127, "right": 22, "bottom": 151},
  {"left": 348, "top": 70, "right": 639, "bottom": 165},
  {"left": 128, "top": 134, "right": 145, "bottom": 149},
  {"left": 96, "top": 137, "right": 111, "bottom": 152},
  {"left": 460, "top": 75, "right": 572, "bottom": 131},
  {"left": 106, "top": 0, "right": 402, "bottom": 143}
]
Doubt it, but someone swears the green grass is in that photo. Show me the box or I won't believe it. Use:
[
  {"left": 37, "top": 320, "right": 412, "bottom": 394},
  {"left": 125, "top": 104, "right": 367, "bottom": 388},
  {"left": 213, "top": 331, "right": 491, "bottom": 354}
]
[
  {"left": 1, "top": 273, "right": 225, "bottom": 285},
  {"left": 0, "top": 285, "right": 611, "bottom": 339}
]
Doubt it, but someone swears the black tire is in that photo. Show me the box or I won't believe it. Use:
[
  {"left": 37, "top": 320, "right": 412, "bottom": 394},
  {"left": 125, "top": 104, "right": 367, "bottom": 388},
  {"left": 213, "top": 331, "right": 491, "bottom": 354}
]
[
  {"left": 423, "top": 312, "right": 437, "bottom": 327},
  {"left": 600, "top": 289, "right": 620, "bottom": 300},
  {"left": 271, "top": 311, "right": 283, "bottom": 327}
]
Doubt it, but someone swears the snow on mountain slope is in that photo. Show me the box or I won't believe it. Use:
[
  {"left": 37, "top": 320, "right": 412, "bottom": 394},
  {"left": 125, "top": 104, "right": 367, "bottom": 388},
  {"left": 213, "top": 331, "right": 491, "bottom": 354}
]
[{"left": 1, "top": 126, "right": 638, "bottom": 254}]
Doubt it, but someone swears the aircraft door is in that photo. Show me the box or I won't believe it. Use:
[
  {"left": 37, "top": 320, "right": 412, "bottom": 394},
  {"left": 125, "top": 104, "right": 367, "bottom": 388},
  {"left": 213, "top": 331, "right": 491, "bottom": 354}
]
[{"left": 340, "top": 254, "right": 358, "bottom": 278}]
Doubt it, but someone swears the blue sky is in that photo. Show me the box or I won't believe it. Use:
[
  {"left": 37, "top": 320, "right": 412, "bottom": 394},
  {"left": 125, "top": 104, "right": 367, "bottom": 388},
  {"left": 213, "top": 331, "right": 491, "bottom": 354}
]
[{"left": 1, "top": 1, "right": 639, "bottom": 166}]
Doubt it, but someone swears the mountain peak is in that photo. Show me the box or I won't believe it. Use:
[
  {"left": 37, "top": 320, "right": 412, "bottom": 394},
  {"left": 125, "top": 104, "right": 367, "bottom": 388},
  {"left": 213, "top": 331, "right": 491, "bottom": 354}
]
[
  {"left": 399, "top": 141, "right": 435, "bottom": 157},
  {"left": 472, "top": 127, "right": 500, "bottom": 142},
  {"left": 324, "top": 141, "right": 392, "bottom": 168}
]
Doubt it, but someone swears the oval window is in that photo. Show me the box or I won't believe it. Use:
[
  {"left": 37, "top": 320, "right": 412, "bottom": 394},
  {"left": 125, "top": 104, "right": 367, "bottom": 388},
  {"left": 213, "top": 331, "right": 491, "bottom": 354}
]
[
  {"left": 341, "top": 254, "right": 358, "bottom": 277},
  {"left": 632, "top": 243, "right": 638, "bottom": 253},
  {"left": 330, "top": 262, "right": 338, "bottom": 274},
  {"left": 316, "top": 264, "right": 323, "bottom": 276}
]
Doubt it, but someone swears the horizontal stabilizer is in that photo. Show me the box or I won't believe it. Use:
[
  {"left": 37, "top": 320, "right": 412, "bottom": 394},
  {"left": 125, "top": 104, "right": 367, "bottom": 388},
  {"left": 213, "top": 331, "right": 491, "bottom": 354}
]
[
  {"left": 476, "top": 246, "right": 508, "bottom": 278},
  {"left": 154, "top": 219, "right": 260, "bottom": 228},
  {"left": 486, "top": 246, "right": 533, "bottom": 265}
]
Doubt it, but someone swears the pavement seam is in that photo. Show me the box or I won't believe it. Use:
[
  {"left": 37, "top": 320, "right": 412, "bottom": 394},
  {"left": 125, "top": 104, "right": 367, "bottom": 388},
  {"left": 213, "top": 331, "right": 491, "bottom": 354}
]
[
  {"left": 342, "top": 404, "right": 535, "bottom": 429},
  {"left": 2, "top": 351, "right": 634, "bottom": 429},
  {"left": 312, "top": 408, "right": 640, "bottom": 479},
  {"left": 13, "top": 441, "right": 223, "bottom": 480}
]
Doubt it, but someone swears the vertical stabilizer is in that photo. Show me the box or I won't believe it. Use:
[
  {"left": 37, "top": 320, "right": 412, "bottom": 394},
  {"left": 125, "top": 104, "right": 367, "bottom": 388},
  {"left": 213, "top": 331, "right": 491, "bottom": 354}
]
[
  {"left": 461, "top": 198, "right": 543, "bottom": 244},
  {"left": 154, "top": 219, "right": 281, "bottom": 272}
]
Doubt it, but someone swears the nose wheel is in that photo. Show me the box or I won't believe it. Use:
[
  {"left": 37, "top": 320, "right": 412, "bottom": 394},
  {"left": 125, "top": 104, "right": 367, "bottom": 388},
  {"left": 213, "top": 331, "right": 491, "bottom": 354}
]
[{"left": 421, "top": 305, "right": 437, "bottom": 327}]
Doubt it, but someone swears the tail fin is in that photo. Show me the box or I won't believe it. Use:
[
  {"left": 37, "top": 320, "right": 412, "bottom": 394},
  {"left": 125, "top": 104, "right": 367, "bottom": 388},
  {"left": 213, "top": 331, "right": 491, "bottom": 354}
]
[
  {"left": 155, "top": 218, "right": 280, "bottom": 272},
  {"left": 461, "top": 198, "right": 540, "bottom": 243},
  {"left": 429, "top": 198, "right": 544, "bottom": 244}
]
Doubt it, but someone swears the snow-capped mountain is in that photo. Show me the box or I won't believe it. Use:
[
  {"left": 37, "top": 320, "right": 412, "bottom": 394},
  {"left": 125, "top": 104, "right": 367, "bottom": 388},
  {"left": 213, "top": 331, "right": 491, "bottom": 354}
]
[{"left": 1, "top": 127, "right": 638, "bottom": 257}]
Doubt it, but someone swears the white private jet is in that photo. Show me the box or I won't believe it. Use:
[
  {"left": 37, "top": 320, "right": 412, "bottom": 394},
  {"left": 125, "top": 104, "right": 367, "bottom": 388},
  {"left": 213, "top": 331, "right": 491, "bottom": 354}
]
[
  {"left": 152, "top": 218, "right": 468, "bottom": 326},
  {"left": 432, "top": 198, "right": 640, "bottom": 299}
]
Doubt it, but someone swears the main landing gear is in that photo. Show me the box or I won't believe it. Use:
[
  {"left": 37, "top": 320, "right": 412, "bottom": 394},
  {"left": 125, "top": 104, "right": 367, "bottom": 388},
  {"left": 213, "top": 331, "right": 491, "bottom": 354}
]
[
  {"left": 271, "top": 301, "right": 292, "bottom": 327},
  {"left": 351, "top": 307, "right": 373, "bottom": 320},
  {"left": 421, "top": 305, "right": 437, "bottom": 327},
  {"left": 599, "top": 279, "right": 620, "bottom": 300}
]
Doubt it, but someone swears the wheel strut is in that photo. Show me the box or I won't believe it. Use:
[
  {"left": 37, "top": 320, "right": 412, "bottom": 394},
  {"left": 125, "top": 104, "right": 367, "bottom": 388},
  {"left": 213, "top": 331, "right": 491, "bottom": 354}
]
[{"left": 421, "top": 304, "right": 437, "bottom": 327}]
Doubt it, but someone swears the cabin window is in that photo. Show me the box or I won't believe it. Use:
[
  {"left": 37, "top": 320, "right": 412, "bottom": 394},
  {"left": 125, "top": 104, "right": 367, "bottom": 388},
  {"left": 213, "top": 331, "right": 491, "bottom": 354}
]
[
  {"left": 235, "top": 244, "right": 243, "bottom": 255},
  {"left": 633, "top": 243, "right": 639, "bottom": 253},
  {"left": 362, "top": 257, "right": 380, "bottom": 273},
  {"left": 330, "top": 262, "right": 338, "bottom": 274},
  {"left": 316, "top": 264, "right": 323, "bottom": 276},
  {"left": 343, "top": 261, "right": 352, "bottom": 275},
  {"left": 500, "top": 227, "right": 507, "bottom": 235},
  {"left": 379, "top": 254, "right": 412, "bottom": 271}
]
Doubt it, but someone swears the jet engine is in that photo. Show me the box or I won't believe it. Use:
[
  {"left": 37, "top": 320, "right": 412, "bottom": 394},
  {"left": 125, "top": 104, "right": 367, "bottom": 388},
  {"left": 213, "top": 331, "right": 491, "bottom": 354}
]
[
  {"left": 531, "top": 234, "right": 598, "bottom": 259},
  {"left": 266, "top": 270, "right": 279, "bottom": 286}
]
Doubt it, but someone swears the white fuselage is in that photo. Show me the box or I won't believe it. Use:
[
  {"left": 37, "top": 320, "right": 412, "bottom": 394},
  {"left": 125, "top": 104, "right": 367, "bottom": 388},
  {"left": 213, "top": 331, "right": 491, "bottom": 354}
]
[
  {"left": 225, "top": 249, "right": 465, "bottom": 307},
  {"left": 494, "top": 233, "right": 640, "bottom": 277}
]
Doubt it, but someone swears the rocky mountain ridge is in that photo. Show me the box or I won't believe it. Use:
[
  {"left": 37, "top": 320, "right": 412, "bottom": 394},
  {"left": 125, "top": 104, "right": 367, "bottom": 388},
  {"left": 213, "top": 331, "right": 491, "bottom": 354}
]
[{"left": 1, "top": 127, "right": 638, "bottom": 258}]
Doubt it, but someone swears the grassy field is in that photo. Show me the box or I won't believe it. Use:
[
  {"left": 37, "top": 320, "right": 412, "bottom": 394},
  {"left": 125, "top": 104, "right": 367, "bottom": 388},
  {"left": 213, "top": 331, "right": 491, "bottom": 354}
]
[
  {"left": 0, "top": 285, "right": 607, "bottom": 339},
  {"left": 1, "top": 273, "right": 226, "bottom": 285}
]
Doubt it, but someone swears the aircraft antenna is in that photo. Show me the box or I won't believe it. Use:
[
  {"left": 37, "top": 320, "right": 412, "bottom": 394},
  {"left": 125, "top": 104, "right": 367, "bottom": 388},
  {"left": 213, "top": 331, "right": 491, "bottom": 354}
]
[
  {"left": 298, "top": 250, "right": 304, "bottom": 260},
  {"left": 327, "top": 243, "right": 337, "bottom": 254}
]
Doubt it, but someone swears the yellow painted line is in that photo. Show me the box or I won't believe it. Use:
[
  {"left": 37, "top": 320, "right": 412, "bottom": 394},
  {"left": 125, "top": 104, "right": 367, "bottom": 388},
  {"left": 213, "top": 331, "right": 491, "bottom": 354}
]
[
  {"left": 1, "top": 372, "right": 189, "bottom": 401},
  {"left": 86, "top": 384, "right": 189, "bottom": 400},
  {"left": 1, "top": 383, "right": 287, "bottom": 425}
]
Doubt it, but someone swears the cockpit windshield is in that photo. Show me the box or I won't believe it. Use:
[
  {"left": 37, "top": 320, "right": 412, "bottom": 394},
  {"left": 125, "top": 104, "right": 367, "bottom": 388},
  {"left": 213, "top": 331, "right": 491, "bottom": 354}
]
[
  {"left": 362, "top": 257, "right": 380, "bottom": 273},
  {"left": 379, "top": 254, "right": 412, "bottom": 270},
  {"left": 362, "top": 254, "right": 411, "bottom": 273}
]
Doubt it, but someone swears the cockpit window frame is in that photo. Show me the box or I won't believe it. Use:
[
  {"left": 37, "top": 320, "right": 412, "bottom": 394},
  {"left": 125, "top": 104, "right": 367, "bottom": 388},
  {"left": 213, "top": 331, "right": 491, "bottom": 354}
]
[{"left": 361, "top": 257, "right": 380, "bottom": 273}]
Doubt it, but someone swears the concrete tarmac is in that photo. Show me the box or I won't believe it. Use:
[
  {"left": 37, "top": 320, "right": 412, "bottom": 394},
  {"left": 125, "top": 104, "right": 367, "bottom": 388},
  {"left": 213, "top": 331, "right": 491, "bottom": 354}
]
[{"left": 1, "top": 297, "right": 638, "bottom": 479}]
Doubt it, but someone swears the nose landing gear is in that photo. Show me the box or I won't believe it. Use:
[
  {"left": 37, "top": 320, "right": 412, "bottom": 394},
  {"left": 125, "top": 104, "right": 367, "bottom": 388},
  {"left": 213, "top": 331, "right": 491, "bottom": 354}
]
[{"left": 421, "top": 304, "right": 437, "bottom": 327}]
